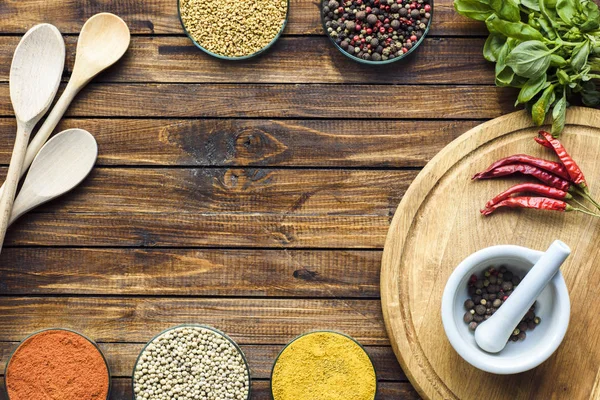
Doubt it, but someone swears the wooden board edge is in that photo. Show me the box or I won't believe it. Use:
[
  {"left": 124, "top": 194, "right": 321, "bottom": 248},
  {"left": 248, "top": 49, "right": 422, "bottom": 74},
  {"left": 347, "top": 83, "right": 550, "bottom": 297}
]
[{"left": 379, "top": 107, "right": 600, "bottom": 400}]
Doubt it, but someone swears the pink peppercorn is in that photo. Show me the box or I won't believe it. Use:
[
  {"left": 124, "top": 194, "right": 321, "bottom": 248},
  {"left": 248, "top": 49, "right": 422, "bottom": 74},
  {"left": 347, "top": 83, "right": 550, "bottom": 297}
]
[
  {"left": 424, "top": 4, "right": 431, "bottom": 11},
  {"left": 379, "top": 27, "right": 385, "bottom": 33},
  {"left": 355, "top": 24, "right": 362, "bottom": 30},
  {"left": 410, "top": 34, "right": 417, "bottom": 41},
  {"left": 402, "top": 47, "right": 408, "bottom": 53}
]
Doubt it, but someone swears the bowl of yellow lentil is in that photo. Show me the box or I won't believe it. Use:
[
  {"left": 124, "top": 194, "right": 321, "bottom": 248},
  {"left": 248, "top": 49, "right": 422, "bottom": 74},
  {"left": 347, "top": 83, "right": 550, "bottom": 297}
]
[
  {"left": 178, "top": 0, "right": 289, "bottom": 60},
  {"left": 270, "top": 331, "right": 377, "bottom": 400}
]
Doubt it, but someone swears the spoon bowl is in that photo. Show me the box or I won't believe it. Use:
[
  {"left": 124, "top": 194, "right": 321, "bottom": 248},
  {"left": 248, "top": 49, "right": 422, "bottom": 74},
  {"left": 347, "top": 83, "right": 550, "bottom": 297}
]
[
  {"left": 10, "top": 129, "right": 98, "bottom": 225},
  {"left": 9, "top": 24, "right": 64, "bottom": 124},
  {"left": 71, "top": 13, "right": 131, "bottom": 84}
]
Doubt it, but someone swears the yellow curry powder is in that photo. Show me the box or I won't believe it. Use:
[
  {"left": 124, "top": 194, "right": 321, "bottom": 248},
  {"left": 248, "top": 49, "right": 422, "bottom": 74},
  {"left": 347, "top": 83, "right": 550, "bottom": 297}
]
[{"left": 271, "top": 331, "right": 377, "bottom": 400}]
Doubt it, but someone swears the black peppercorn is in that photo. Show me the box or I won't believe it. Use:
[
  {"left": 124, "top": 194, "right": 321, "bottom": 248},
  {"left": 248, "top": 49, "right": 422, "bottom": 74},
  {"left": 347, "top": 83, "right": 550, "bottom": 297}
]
[{"left": 463, "top": 312, "right": 474, "bottom": 323}]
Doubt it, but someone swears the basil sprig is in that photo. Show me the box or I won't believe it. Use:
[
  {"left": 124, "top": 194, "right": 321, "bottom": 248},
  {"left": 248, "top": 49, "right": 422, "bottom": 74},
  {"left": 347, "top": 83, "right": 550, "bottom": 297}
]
[{"left": 454, "top": 0, "right": 600, "bottom": 136}]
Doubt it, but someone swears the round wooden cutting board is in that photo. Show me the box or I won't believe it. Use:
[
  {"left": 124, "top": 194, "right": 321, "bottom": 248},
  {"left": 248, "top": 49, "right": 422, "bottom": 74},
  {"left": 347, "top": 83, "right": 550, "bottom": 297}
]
[{"left": 381, "top": 107, "right": 600, "bottom": 400}]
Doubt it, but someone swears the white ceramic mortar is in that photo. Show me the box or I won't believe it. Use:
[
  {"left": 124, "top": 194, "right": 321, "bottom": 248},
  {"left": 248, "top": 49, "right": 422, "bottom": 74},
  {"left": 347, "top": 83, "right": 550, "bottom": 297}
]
[{"left": 441, "top": 245, "right": 570, "bottom": 374}]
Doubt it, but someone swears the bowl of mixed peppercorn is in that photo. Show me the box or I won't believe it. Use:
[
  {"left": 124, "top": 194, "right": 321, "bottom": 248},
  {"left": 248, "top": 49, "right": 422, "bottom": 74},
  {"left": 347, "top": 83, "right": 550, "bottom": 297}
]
[{"left": 322, "top": 0, "right": 432, "bottom": 63}]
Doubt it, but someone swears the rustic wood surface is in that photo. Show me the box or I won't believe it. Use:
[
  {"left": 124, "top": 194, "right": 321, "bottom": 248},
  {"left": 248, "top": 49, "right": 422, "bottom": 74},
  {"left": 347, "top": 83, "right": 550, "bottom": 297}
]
[
  {"left": 0, "top": 1, "right": 504, "bottom": 399},
  {"left": 381, "top": 108, "right": 600, "bottom": 399}
]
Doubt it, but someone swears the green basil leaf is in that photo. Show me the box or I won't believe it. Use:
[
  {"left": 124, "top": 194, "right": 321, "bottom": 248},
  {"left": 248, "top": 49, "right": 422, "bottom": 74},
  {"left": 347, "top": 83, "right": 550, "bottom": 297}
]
[
  {"left": 485, "top": 14, "right": 544, "bottom": 41},
  {"left": 495, "top": 41, "right": 516, "bottom": 86},
  {"left": 483, "top": 33, "right": 507, "bottom": 62},
  {"left": 517, "top": 74, "right": 548, "bottom": 104},
  {"left": 545, "top": 0, "right": 557, "bottom": 8},
  {"left": 570, "top": 40, "right": 590, "bottom": 72},
  {"left": 551, "top": 93, "right": 567, "bottom": 136},
  {"left": 454, "top": 0, "right": 494, "bottom": 21},
  {"left": 505, "top": 40, "right": 552, "bottom": 79},
  {"left": 490, "top": 0, "right": 520, "bottom": 21},
  {"left": 532, "top": 84, "right": 555, "bottom": 126},
  {"left": 522, "top": 0, "right": 540, "bottom": 11},
  {"left": 580, "top": 1, "right": 600, "bottom": 31},
  {"left": 556, "top": 0, "right": 579, "bottom": 24},
  {"left": 556, "top": 69, "right": 570, "bottom": 85},
  {"left": 550, "top": 54, "right": 567, "bottom": 67},
  {"left": 537, "top": 17, "right": 557, "bottom": 39},
  {"left": 539, "top": 0, "right": 559, "bottom": 28}
]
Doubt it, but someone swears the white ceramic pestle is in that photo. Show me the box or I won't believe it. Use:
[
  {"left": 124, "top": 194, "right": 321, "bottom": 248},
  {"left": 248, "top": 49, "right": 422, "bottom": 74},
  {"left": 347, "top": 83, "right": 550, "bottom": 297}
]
[{"left": 474, "top": 240, "right": 571, "bottom": 353}]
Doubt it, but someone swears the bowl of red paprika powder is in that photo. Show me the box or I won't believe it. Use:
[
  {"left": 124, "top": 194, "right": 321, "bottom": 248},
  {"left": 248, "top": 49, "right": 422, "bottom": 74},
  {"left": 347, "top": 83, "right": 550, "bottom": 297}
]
[{"left": 4, "top": 328, "right": 111, "bottom": 400}]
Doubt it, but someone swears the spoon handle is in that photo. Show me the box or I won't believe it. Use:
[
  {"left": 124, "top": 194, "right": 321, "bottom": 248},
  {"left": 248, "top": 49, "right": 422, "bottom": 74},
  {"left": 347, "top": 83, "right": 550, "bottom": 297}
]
[
  {"left": 0, "top": 82, "right": 80, "bottom": 203},
  {"left": 0, "top": 124, "right": 31, "bottom": 254}
]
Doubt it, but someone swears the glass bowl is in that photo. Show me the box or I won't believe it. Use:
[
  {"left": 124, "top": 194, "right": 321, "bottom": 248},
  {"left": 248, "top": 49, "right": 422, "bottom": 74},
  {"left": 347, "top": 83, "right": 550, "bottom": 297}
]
[
  {"left": 270, "top": 330, "right": 378, "bottom": 399},
  {"left": 132, "top": 324, "right": 252, "bottom": 400},
  {"left": 321, "top": 0, "right": 433, "bottom": 65},
  {"left": 4, "top": 328, "right": 111, "bottom": 400},
  {"left": 178, "top": 0, "right": 289, "bottom": 60}
]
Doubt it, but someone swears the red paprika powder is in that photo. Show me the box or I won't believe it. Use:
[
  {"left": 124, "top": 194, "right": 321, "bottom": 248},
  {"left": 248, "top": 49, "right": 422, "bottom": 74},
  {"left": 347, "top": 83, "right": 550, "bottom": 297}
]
[{"left": 5, "top": 329, "right": 110, "bottom": 400}]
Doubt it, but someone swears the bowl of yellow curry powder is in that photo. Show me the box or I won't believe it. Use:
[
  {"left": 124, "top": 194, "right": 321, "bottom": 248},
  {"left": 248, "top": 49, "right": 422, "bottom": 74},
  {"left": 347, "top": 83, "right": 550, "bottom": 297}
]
[
  {"left": 271, "top": 331, "right": 377, "bottom": 400},
  {"left": 178, "top": 0, "right": 288, "bottom": 60}
]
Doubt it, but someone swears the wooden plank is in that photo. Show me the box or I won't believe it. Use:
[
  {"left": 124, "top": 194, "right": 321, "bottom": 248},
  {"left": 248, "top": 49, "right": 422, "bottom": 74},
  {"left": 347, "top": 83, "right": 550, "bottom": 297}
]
[
  {"left": 0, "top": 119, "right": 477, "bottom": 167},
  {"left": 0, "top": 378, "right": 421, "bottom": 400},
  {"left": 0, "top": 342, "right": 406, "bottom": 381},
  {"left": 0, "top": 37, "right": 492, "bottom": 85},
  {"left": 0, "top": 248, "right": 381, "bottom": 297},
  {"left": 5, "top": 213, "right": 389, "bottom": 248},
  {"left": 29, "top": 168, "right": 413, "bottom": 215},
  {"left": 0, "top": 84, "right": 516, "bottom": 119},
  {"left": 0, "top": 0, "right": 485, "bottom": 36},
  {"left": 0, "top": 297, "right": 388, "bottom": 344}
]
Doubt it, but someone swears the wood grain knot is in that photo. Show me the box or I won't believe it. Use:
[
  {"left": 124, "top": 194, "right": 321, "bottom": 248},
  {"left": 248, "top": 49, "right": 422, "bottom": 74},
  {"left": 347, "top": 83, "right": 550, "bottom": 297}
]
[{"left": 233, "top": 129, "right": 287, "bottom": 163}]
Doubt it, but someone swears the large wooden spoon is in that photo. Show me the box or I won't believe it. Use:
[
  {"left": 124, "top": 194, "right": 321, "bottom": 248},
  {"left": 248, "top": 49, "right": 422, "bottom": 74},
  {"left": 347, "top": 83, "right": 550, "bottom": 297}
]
[
  {"left": 0, "top": 24, "right": 66, "bottom": 253},
  {"left": 0, "top": 13, "right": 130, "bottom": 198},
  {"left": 9, "top": 129, "right": 98, "bottom": 226}
]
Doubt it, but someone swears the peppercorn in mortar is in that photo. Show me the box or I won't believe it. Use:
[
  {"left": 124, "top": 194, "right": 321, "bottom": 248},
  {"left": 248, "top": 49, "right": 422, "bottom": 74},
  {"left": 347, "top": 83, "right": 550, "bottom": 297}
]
[{"left": 180, "top": 0, "right": 288, "bottom": 58}]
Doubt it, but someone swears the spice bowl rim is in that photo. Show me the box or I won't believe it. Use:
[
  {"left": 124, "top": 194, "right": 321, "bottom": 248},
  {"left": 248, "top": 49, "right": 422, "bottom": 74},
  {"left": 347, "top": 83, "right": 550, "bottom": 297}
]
[
  {"left": 3, "top": 327, "right": 112, "bottom": 400},
  {"left": 320, "top": 0, "right": 433, "bottom": 65},
  {"left": 177, "top": 0, "right": 289, "bottom": 61},
  {"left": 270, "top": 330, "right": 378, "bottom": 399},
  {"left": 131, "top": 324, "right": 252, "bottom": 400},
  {"left": 441, "top": 244, "right": 570, "bottom": 375}
]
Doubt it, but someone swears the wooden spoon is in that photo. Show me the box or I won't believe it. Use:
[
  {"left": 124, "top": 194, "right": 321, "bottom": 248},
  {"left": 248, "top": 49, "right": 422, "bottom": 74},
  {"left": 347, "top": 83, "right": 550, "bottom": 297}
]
[
  {"left": 1, "top": 13, "right": 130, "bottom": 198},
  {"left": 0, "top": 24, "right": 66, "bottom": 253},
  {"left": 10, "top": 129, "right": 98, "bottom": 226}
]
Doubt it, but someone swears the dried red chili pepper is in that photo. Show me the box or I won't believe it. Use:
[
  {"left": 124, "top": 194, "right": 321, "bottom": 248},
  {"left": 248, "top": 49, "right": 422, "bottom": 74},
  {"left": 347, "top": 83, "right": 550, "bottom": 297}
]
[
  {"left": 482, "top": 196, "right": 599, "bottom": 217},
  {"left": 473, "top": 154, "right": 570, "bottom": 181},
  {"left": 538, "top": 131, "right": 588, "bottom": 193},
  {"left": 485, "top": 183, "right": 572, "bottom": 208},
  {"left": 534, "top": 137, "right": 553, "bottom": 149},
  {"left": 472, "top": 164, "right": 571, "bottom": 192},
  {"left": 481, "top": 197, "right": 568, "bottom": 216}
]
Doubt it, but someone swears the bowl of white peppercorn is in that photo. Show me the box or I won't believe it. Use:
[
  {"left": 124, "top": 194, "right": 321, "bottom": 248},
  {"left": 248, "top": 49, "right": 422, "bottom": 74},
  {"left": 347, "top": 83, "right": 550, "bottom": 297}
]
[
  {"left": 441, "top": 245, "right": 570, "bottom": 375},
  {"left": 178, "top": 0, "right": 289, "bottom": 60},
  {"left": 132, "top": 325, "right": 251, "bottom": 399}
]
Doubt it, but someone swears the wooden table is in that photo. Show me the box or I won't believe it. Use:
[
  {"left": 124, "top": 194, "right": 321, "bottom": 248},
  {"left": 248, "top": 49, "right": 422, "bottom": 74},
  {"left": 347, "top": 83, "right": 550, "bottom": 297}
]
[{"left": 0, "top": 1, "right": 515, "bottom": 399}]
